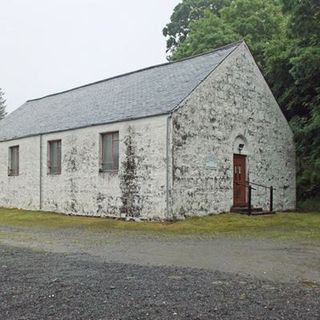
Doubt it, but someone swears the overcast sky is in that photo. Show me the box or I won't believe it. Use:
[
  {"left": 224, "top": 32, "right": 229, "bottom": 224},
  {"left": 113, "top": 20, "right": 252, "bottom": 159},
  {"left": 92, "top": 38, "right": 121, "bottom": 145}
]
[{"left": 0, "top": 0, "right": 180, "bottom": 113}]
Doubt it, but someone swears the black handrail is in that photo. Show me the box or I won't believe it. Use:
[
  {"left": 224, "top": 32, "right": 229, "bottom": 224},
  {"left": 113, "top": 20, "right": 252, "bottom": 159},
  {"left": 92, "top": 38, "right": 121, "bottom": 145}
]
[
  {"left": 248, "top": 185, "right": 252, "bottom": 215},
  {"left": 235, "top": 181, "right": 256, "bottom": 190},
  {"left": 246, "top": 180, "right": 275, "bottom": 190},
  {"left": 248, "top": 181, "right": 274, "bottom": 213},
  {"left": 235, "top": 181, "right": 274, "bottom": 215},
  {"left": 270, "top": 186, "right": 273, "bottom": 212}
]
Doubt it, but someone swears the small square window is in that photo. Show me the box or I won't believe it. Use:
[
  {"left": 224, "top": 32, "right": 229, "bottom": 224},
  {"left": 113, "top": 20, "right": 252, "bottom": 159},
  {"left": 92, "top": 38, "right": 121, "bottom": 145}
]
[
  {"left": 100, "top": 132, "right": 119, "bottom": 171},
  {"left": 48, "top": 140, "right": 62, "bottom": 175},
  {"left": 8, "top": 145, "right": 19, "bottom": 176}
]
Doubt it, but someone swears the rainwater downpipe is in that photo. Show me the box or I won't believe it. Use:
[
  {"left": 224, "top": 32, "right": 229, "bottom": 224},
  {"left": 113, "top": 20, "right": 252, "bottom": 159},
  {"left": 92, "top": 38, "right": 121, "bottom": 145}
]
[{"left": 166, "top": 114, "right": 172, "bottom": 219}]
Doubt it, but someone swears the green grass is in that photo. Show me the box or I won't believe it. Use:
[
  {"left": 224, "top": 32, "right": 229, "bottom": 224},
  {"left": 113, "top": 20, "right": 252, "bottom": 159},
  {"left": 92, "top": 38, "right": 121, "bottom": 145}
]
[{"left": 0, "top": 207, "right": 319, "bottom": 239}]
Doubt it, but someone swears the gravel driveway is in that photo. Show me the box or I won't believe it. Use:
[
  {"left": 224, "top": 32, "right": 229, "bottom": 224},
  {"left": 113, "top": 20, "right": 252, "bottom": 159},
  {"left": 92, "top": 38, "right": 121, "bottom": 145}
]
[
  {"left": 1, "top": 245, "right": 320, "bottom": 320},
  {"left": 0, "top": 224, "right": 320, "bottom": 319}
]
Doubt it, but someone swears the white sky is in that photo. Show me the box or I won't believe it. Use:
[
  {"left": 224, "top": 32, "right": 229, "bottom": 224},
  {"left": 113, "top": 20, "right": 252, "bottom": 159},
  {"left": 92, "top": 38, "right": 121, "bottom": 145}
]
[{"left": 0, "top": 0, "right": 180, "bottom": 113}]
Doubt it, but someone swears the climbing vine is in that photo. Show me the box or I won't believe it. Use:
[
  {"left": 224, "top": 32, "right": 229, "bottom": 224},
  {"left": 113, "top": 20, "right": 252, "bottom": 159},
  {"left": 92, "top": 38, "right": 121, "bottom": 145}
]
[{"left": 120, "top": 126, "right": 141, "bottom": 217}]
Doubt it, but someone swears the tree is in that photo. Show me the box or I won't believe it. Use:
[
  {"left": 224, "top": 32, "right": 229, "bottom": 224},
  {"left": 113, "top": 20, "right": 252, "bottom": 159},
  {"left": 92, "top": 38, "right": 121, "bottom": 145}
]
[
  {"left": 0, "top": 88, "right": 7, "bottom": 120},
  {"left": 263, "top": 33, "right": 297, "bottom": 118},
  {"left": 263, "top": 0, "right": 320, "bottom": 199},
  {"left": 219, "top": 0, "right": 285, "bottom": 68},
  {"left": 163, "top": 0, "right": 232, "bottom": 55},
  {"left": 283, "top": 0, "right": 320, "bottom": 46},
  {"left": 169, "top": 0, "right": 286, "bottom": 70},
  {"left": 292, "top": 106, "right": 320, "bottom": 199},
  {"left": 171, "top": 10, "right": 239, "bottom": 61},
  {"left": 280, "top": 0, "right": 320, "bottom": 199}
]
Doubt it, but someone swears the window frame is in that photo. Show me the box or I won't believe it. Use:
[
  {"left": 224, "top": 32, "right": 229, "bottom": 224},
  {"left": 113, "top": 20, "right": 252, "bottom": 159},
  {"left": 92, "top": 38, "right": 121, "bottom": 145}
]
[
  {"left": 47, "top": 139, "right": 62, "bottom": 175},
  {"left": 8, "top": 145, "right": 19, "bottom": 176},
  {"left": 100, "top": 131, "right": 119, "bottom": 172}
]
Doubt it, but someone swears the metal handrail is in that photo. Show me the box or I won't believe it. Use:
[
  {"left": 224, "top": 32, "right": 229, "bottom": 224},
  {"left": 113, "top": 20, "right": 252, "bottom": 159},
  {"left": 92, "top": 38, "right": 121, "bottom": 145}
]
[
  {"left": 246, "top": 180, "right": 275, "bottom": 190},
  {"left": 235, "top": 181, "right": 256, "bottom": 190},
  {"left": 235, "top": 181, "right": 274, "bottom": 215}
]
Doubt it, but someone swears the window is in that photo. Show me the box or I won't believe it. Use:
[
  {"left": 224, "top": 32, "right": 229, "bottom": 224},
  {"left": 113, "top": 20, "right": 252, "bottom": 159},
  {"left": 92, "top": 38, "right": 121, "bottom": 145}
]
[
  {"left": 8, "top": 146, "right": 19, "bottom": 176},
  {"left": 100, "top": 132, "right": 119, "bottom": 171},
  {"left": 48, "top": 140, "right": 61, "bottom": 175}
]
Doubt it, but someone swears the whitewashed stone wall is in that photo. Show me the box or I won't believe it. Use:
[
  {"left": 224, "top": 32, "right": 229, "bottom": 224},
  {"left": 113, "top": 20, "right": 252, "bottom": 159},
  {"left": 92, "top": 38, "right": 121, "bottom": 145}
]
[
  {"left": 170, "top": 43, "right": 296, "bottom": 216},
  {"left": 0, "top": 136, "right": 41, "bottom": 210},
  {"left": 0, "top": 116, "right": 168, "bottom": 219}
]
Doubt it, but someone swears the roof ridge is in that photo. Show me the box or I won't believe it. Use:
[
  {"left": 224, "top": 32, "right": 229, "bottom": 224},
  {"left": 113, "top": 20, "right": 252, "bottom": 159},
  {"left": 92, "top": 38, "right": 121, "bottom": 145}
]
[{"left": 27, "top": 41, "right": 243, "bottom": 103}]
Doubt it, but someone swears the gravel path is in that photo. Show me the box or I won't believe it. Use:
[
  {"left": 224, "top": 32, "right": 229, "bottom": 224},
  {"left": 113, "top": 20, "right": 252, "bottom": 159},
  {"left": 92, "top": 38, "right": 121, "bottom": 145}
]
[
  {"left": 1, "top": 245, "right": 320, "bottom": 320},
  {"left": 1, "top": 225, "right": 320, "bottom": 283}
]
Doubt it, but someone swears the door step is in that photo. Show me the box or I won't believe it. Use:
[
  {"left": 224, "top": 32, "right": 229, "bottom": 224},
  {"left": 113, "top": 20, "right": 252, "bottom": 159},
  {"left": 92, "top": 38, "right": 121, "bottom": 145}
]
[
  {"left": 248, "top": 211, "right": 275, "bottom": 216},
  {"left": 231, "top": 206, "right": 263, "bottom": 213},
  {"left": 231, "top": 207, "right": 275, "bottom": 215}
]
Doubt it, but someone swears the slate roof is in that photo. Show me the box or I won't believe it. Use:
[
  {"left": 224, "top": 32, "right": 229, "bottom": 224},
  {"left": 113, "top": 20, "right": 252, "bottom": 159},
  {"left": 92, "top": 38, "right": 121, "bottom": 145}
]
[{"left": 0, "top": 42, "right": 241, "bottom": 141}]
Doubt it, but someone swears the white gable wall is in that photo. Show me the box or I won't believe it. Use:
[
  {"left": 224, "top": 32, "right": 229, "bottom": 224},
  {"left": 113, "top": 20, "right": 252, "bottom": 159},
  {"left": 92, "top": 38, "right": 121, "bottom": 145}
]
[
  {"left": 171, "top": 43, "right": 296, "bottom": 216},
  {"left": 0, "top": 115, "right": 168, "bottom": 219}
]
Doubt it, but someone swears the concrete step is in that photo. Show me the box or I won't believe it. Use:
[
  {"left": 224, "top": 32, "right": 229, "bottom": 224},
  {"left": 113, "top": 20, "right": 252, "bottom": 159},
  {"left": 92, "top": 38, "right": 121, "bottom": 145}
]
[
  {"left": 231, "top": 207, "right": 263, "bottom": 213},
  {"left": 230, "top": 207, "right": 275, "bottom": 215},
  {"left": 249, "top": 211, "right": 276, "bottom": 216}
]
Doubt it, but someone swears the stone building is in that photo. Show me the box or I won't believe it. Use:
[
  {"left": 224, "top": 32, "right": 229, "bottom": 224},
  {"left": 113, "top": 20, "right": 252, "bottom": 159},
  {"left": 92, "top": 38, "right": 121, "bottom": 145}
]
[{"left": 0, "top": 41, "right": 295, "bottom": 219}]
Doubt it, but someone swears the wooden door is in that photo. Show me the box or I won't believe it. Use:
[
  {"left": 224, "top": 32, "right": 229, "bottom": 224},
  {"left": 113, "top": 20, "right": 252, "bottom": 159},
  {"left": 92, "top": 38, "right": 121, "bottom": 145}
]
[{"left": 233, "top": 154, "right": 246, "bottom": 207}]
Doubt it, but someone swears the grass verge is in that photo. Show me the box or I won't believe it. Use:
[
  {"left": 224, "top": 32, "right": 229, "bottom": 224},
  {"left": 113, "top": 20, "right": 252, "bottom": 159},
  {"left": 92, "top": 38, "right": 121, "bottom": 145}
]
[{"left": 0, "top": 207, "right": 319, "bottom": 239}]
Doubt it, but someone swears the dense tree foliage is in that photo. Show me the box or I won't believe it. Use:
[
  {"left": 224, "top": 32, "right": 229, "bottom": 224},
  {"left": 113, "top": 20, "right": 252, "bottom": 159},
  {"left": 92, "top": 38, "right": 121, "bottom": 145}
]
[
  {"left": 164, "top": 0, "right": 320, "bottom": 200},
  {"left": 170, "top": 10, "right": 240, "bottom": 60},
  {"left": 0, "top": 88, "right": 7, "bottom": 120},
  {"left": 163, "top": 0, "right": 232, "bottom": 55},
  {"left": 280, "top": 0, "right": 320, "bottom": 199},
  {"left": 170, "top": 0, "right": 286, "bottom": 67}
]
